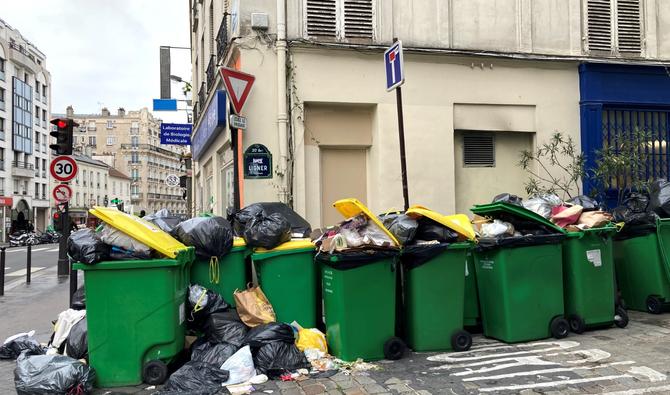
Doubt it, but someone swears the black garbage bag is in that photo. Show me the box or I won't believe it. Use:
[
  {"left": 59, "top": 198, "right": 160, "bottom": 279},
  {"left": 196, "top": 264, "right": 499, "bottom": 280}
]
[
  {"left": 187, "top": 285, "right": 230, "bottom": 331},
  {"left": 413, "top": 218, "right": 459, "bottom": 243},
  {"left": 243, "top": 323, "right": 294, "bottom": 349},
  {"left": 566, "top": 195, "right": 601, "bottom": 211},
  {"left": 0, "top": 335, "right": 45, "bottom": 360},
  {"left": 243, "top": 212, "right": 291, "bottom": 249},
  {"left": 144, "top": 208, "right": 183, "bottom": 233},
  {"left": 234, "top": 203, "right": 311, "bottom": 238},
  {"left": 67, "top": 229, "right": 110, "bottom": 265},
  {"left": 191, "top": 341, "right": 238, "bottom": 367},
  {"left": 379, "top": 213, "right": 418, "bottom": 245},
  {"left": 623, "top": 192, "right": 650, "bottom": 213},
  {"left": 254, "top": 342, "right": 310, "bottom": 376},
  {"left": 71, "top": 286, "right": 86, "bottom": 310},
  {"left": 650, "top": 179, "right": 670, "bottom": 218},
  {"left": 401, "top": 243, "right": 451, "bottom": 270},
  {"left": 172, "top": 216, "right": 233, "bottom": 260},
  {"left": 14, "top": 352, "right": 95, "bottom": 395},
  {"left": 204, "top": 312, "right": 249, "bottom": 347},
  {"left": 159, "top": 361, "right": 229, "bottom": 394},
  {"left": 109, "top": 246, "right": 152, "bottom": 261},
  {"left": 65, "top": 318, "right": 88, "bottom": 361},
  {"left": 492, "top": 193, "right": 523, "bottom": 206},
  {"left": 476, "top": 234, "right": 566, "bottom": 251}
]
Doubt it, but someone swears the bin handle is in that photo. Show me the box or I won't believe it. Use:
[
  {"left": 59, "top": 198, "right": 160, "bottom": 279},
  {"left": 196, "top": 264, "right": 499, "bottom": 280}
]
[{"left": 209, "top": 256, "right": 220, "bottom": 285}]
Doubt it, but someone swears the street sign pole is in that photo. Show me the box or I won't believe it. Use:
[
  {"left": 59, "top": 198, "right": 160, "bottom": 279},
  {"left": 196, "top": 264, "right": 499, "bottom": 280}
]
[
  {"left": 386, "top": 38, "right": 409, "bottom": 211},
  {"left": 57, "top": 200, "right": 70, "bottom": 277},
  {"left": 231, "top": 103, "right": 241, "bottom": 211}
]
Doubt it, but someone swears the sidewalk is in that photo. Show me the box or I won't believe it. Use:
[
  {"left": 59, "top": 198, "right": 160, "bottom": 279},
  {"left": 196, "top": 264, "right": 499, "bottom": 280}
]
[{"left": 3, "top": 273, "right": 670, "bottom": 394}]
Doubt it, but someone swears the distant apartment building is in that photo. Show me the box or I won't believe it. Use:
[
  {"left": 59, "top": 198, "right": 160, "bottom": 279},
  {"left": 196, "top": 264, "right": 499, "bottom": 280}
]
[
  {"left": 60, "top": 106, "right": 187, "bottom": 215},
  {"left": 0, "top": 17, "right": 51, "bottom": 235}
]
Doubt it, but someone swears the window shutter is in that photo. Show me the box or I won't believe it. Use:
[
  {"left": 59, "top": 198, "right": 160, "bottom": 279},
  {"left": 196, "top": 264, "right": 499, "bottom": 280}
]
[
  {"left": 587, "top": 0, "right": 613, "bottom": 52},
  {"left": 343, "top": 0, "right": 373, "bottom": 39},
  {"left": 306, "top": 0, "right": 337, "bottom": 38},
  {"left": 616, "top": 0, "right": 642, "bottom": 54},
  {"left": 463, "top": 134, "right": 495, "bottom": 167}
]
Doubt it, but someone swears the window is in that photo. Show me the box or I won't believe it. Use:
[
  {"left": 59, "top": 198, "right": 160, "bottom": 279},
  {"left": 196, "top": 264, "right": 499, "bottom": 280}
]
[
  {"left": 42, "top": 159, "right": 46, "bottom": 172},
  {"left": 131, "top": 152, "right": 139, "bottom": 163},
  {"left": 83, "top": 170, "right": 87, "bottom": 186},
  {"left": 76, "top": 192, "right": 80, "bottom": 206},
  {"left": 131, "top": 136, "right": 139, "bottom": 147},
  {"left": 463, "top": 133, "right": 495, "bottom": 167},
  {"left": 107, "top": 120, "right": 113, "bottom": 129},
  {"left": 89, "top": 136, "right": 96, "bottom": 146},
  {"left": 130, "top": 121, "right": 139, "bottom": 134},
  {"left": 0, "top": 57, "right": 4, "bottom": 80},
  {"left": 131, "top": 168, "right": 139, "bottom": 180},
  {"left": 112, "top": 181, "right": 116, "bottom": 194},
  {"left": 107, "top": 136, "right": 115, "bottom": 145},
  {"left": 305, "top": 0, "right": 373, "bottom": 40},
  {"left": 35, "top": 157, "right": 39, "bottom": 170},
  {"left": 42, "top": 109, "right": 46, "bottom": 121},
  {"left": 586, "top": 0, "right": 642, "bottom": 54},
  {"left": 34, "top": 183, "right": 39, "bottom": 198},
  {"left": 0, "top": 88, "right": 4, "bottom": 111},
  {"left": 87, "top": 121, "right": 96, "bottom": 131},
  {"left": 0, "top": 118, "right": 4, "bottom": 138},
  {"left": 35, "top": 83, "right": 39, "bottom": 95},
  {"left": 12, "top": 77, "right": 33, "bottom": 154}
]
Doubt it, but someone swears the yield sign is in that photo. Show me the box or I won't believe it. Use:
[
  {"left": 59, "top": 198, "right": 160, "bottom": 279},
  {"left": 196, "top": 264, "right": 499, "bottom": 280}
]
[{"left": 220, "top": 67, "right": 255, "bottom": 115}]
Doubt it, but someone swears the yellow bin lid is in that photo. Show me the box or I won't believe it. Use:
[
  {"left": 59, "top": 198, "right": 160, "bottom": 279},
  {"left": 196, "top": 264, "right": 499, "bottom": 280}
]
[
  {"left": 89, "top": 207, "right": 187, "bottom": 258},
  {"left": 254, "top": 238, "right": 315, "bottom": 253},
  {"left": 333, "top": 198, "right": 400, "bottom": 246},
  {"left": 406, "top": 205, "right": 476, "bottom": 241},
  {"left": 233, "top": 237, "right": 246, "bottom": 248}
]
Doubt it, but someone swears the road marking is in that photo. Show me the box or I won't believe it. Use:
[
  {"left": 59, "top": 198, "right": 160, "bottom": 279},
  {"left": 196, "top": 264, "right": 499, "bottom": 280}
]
[
  {"left": 6, "top": 248, "right": 25, "bottom": 253},
  {"left": 603, "top": 384, "right": 670, "bottom": 394},
  {"left": 478, "top": 374, "right": 632, "bottom": 393},
  {"left": 47, "top": 248, "right": 60, "bottom": 252},
  {"left": 30, "top": 247, "right": 49, "bottom": 252},
  {"left": 428, "top": 341, "right": 580, "bottom": 363},
  {"left": 6, "top": 267, "right": 45, "bottom": 277},
  {"left": 627, "top": 366, "right": 667, "bottom": 382},
  {"left": 447, "top": 356, "right": 559, "bottom": 374},
  {"left": 3, "top": 266, "right": 9, "bottom": 270},
  {"left": 462, "top": 361, "right": 636, "bottom": 381}
]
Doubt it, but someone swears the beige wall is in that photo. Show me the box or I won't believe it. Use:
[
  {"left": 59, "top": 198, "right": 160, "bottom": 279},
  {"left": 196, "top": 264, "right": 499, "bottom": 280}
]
[{"left": 289, "top": 51, "right": 580, "bottom": 227}]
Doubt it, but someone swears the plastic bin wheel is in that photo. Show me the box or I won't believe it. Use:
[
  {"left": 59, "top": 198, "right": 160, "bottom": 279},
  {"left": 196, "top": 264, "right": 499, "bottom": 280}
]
[
  {"left": 568, "top": 314, "right": 586, "bottom": 334},
  {"left": 143, "top": 360, "right": 168, "bottom": 385},
  {"left": 646, "top": 295, "right": 664, "bottom": 315},
  {"left": 614, "top": 306, "right": 629, "bottom": 329},
  {"left": 383, "top": 337, "right": 406, "bottom": 361},
  {"left": 450, "top": 330, "right": 473, "bottom": 352},
  {"left": 550, "top": 316, "right": 569, "bottom": 339}
]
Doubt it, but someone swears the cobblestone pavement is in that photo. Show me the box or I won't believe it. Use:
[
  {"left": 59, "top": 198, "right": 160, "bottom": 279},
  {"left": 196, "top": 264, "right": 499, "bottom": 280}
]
[{"left": 3, "top": 270, "right": 670, "bottom": 394}]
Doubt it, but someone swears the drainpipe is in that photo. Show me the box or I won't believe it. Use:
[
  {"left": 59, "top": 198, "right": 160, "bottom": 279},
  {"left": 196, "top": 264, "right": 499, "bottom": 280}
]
[{"left": 276, "top": 0, "right": 288, "bottom": 202}]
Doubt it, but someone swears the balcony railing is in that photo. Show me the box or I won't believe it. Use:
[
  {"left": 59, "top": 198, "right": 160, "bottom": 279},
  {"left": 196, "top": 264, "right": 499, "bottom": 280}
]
[
  {"left": 130, "top": 127, "right": 140, "bottom": 134},
  {"left": 206, "top": 55, "right": 216, "bottom": 93},
  {"left": 9, "top": 41, "right": 36, "bottom": 63},
  {"left": 198, "top": 82, "right": 206, "bottom": 112},
  {"left": 216, "top": 16, "right": 228, "bottom": 61},
  {"left": 131, "top": 193, "right": 143, "bottom": 200},
  {"left": 12, "top": 161, "right": 34, "bottom": 170},
  {"left": 127, "top": 160, "right": 142, "bottom": 165}
]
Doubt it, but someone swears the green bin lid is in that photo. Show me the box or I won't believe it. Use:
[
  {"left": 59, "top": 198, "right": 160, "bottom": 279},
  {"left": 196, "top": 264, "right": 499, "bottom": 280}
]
[{"left": 470, "top": 202, "right": 566, "bottom": 234}]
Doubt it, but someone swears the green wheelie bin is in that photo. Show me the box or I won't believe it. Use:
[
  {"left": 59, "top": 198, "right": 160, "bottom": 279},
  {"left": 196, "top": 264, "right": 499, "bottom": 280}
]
[
  {"left": 614, "top": 218, "right": 670, "bottom": 314},
  {"left": 402, "top": 242, "right": 472, "bottom": 352},
  {"left": 73, "top": 247, "right": 195, "bottom": 387},
  {"left": 563, "top": 226, "right": 628, "bottom": 332},
  {"left": 252, "top": 239, "right": 317, "bottom": 327},
  {"left": 471, "top": 203, "right": 569, "bottom": 343},
  {"left": 319, "top": 250, "right": 404, "bottom": 361},
  {"left": 191, "top": 237, "right": 248, "bottom": 306},
  {"left": 463, "top": 249, "right": 481, "bottom": 328}
]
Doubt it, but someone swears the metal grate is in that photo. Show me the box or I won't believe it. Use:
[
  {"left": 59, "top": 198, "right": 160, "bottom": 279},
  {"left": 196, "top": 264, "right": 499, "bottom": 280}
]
[
  {"left": 344, "top": 0, "right": 373, "bottom": 39},
  {"left": 306, "top": 0, "right": 337, "bottom": 37},
  {"left": 601, "top": 108, "right": 670, "bottom": 188},
  {"left": 587, "top": 0, "right": 612, "bottom": 52},
  {"left": 616, "top": 0, "right": 642, "bottom": 54},
  {"left": 463, "top": 134, "right": 495, "bottom": 167}
]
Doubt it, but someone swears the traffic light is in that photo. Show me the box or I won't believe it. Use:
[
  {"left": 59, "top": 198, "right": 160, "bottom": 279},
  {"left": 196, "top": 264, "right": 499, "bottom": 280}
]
[
  {"left": 50, "top": 118, "right": 77, "bottom": 155},
  {"left": 53, "top": 211, "right": 64, "bottom": 232}
]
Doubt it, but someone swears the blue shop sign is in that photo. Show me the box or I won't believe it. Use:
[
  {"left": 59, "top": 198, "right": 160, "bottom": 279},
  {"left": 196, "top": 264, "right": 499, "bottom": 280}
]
[
  {"left": 160, "top": 123, "right": 192, "bottom": 145},
  {"left": 192, "top": 90, "right": 227, "bottom": 160}
]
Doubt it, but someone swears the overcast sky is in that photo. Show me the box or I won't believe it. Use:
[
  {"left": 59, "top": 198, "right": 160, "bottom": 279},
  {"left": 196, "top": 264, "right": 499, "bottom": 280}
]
[{"left": 2, "top": 0, "right": 192, "bottom": 123}]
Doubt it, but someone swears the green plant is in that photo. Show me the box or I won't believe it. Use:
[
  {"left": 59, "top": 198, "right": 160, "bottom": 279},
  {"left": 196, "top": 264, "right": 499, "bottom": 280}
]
[{"left": 518, "top": 132, "right": 585, "bottom": 200}]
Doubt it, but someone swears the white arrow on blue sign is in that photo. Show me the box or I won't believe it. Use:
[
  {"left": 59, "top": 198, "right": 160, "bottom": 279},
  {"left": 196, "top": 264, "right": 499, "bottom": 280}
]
[{"left": 384, "top": 40, "right": 405, "bottom": 91}]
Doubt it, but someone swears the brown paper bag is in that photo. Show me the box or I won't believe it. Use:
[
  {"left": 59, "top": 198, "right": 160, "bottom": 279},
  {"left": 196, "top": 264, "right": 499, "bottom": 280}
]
[
  {"left": 578, "top": 211, "right": 613, "bottom": 229},
  {"left": 233, "top": 285, "right": 276, "bottom": 327}
]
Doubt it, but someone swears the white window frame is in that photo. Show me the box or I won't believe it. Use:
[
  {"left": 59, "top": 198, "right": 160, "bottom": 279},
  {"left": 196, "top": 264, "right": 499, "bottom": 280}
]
[
  {"left": 107, "top": 136, "right": 115, "bottom": 146},
  {"left": 106, "top": 120, "right": 114, "bottom": 129}
]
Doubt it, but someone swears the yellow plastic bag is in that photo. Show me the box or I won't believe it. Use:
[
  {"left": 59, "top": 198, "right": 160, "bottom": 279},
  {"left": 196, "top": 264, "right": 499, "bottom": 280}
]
[{"left": 296, "top": 328, "right": 328, "bottom": 353}]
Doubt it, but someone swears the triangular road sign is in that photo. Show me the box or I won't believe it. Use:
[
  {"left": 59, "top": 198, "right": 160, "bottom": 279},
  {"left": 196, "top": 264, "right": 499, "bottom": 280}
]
[{"left": 220, "top": 67, "right": 255, "bottom": 115}]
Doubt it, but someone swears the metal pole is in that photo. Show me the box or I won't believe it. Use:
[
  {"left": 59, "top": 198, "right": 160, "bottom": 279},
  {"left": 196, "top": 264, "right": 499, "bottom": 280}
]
[
  {"left": 395, "top": 86, "right": 410, "bottom": 211},
  {"left": 26, "top": 244, "right": 31, "bottom": 283},
  {"left": 185, "top": 156, "right": 193, "bottom": 217},
  {"left": 2, "top": 207, "right": 6, "bottom": 243},
  {"left": 69, "top": 255, "right": 77, "bottom": 307},
  {"left": 232, "top": 126, "right": 241, "bottom": 211},
  {"left": 57, "top": 202, "right": 70, "bottom": 276},
  {"left": 0, "top": 247, "right": 5, "bottom": 296}
]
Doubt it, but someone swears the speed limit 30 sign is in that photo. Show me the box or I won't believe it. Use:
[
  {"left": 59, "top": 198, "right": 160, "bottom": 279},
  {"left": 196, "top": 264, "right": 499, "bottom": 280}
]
[{"left": 50, "top": 156, "right": 78, "bottom": 182}]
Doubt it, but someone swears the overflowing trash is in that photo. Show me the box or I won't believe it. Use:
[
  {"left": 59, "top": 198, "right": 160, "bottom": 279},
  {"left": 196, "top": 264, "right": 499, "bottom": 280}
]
[
  {"left": 144, "top": 208, "right": 183, "bottom": 233},
  {"left": 68, "top": 229, "right": 110, "bottom": 265},
  {"left": 0, "top": 331, "right": 45, "bottom": 360},
  {"left": 233, "top": 202, "right": 312, "bottom": 239},
  {"left": 243, "top": 212, "right": 292, "bottom": 249},
  {"left": 172, "top": 216, "right": 234, "bottom": 260},
  {"left": 14, "top": 352, "right": 96, "bottom": 395},
  {"left": 234, "top": 286, "right": 277, "bottom": 327},
  {"left": 64, "top": 318, "right": 88, "bottom": 361}
]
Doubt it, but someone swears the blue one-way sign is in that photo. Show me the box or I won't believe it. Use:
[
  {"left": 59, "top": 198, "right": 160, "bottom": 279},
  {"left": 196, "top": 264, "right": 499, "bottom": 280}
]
[{"left": 384, "top": 40, "right": 404, "bottom": 91}]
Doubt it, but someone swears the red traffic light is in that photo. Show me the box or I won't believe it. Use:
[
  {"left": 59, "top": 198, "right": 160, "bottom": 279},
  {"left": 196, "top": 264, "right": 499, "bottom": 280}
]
[
  {"left": 57, "top": 120, "right": 67, "bottom": 129},
  {"left": 53, "top": 212, "right": 60, "bottom": 219}
]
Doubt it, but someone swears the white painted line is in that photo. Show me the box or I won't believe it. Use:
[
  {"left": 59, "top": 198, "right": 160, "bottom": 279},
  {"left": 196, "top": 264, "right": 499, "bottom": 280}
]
[
  {"left": 428, "top": 341, "right": 580, "bottom": 363},
  {"left": 6, "top": 267, "right": 45, "bottom": 277},
  {"left": 433, "top": 356, "right": 558, "bottom": 372},
  {"left": 6, "top": 248, "right": 25, "bottom": 253},
  {"left": 30, "top": 247, "right": 49, "bottom": 252},
  {"left": 627, "top": 366, "right": 667, "bottom": 382},
  {"left": 3, "top": 267, "right": 9, "bottom": 270},
  {"left": 478, "top": 374, "right": 632, "bottom": 393},
  {"left": 47, "top": 248, "right": 60, "bottom": 252},
  {"left": 462, "top": 361, "right": 636, "bottom": 381},
  {"left": 603, "top": 384, "right": 670, "bottom": 395}
]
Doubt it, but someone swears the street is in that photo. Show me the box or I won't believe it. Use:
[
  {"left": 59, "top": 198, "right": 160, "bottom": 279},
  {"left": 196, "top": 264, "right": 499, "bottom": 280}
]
[{"left": 1, "top": 244, "right": 60, "bottom": 292}]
